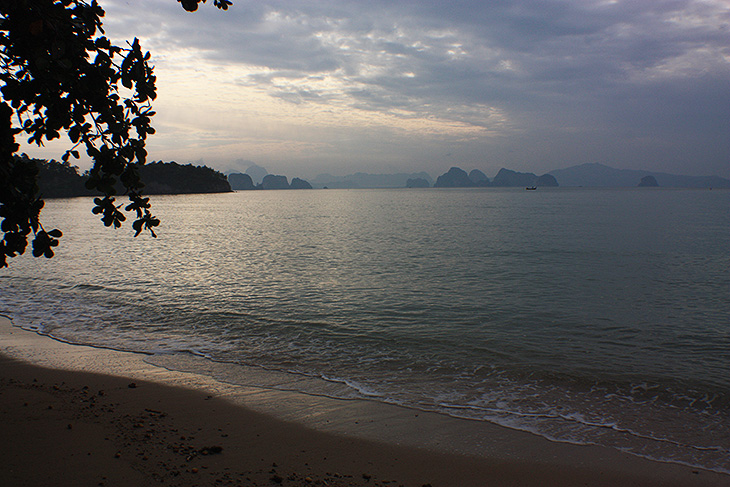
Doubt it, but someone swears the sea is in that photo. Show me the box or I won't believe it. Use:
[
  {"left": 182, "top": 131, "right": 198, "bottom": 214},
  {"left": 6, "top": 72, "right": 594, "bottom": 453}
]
[{"left": 1, "top": 187, "right": 728, "bottom": 473}]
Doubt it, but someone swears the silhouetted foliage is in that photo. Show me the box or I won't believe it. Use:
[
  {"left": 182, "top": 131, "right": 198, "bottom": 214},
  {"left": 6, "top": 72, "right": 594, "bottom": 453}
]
[
  {"left": 178, "top": 0, "right": 232, "bottom": 12},
  {"left": 138, "top": 161, "right": 231, "bottom": 194},
  {"left": 33, "top": 154, "right": 88, "bottom": 198},
  {"left": 24, "top": 155, "right": 231, "bottom": 198},
  {"left": 0, "top": 0, "right": 230, "bottom": 268}
]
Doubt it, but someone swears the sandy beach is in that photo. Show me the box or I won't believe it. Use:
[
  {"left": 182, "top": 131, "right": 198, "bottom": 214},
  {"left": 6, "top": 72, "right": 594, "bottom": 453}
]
[{"left": 1, "top": 315, "right": 727, "bottom": 487}]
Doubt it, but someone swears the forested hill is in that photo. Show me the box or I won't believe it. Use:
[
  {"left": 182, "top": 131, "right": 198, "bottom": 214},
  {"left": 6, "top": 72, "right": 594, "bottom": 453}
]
[
  {"left": 137, "top": 161, "right": 231, "bottom": 194},
  {"left": 27, "top": 157, "right": 232, "bottom": 198}
]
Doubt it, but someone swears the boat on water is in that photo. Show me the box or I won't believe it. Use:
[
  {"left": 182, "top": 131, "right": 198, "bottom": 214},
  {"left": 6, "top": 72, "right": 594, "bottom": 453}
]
[{"left": 525, "top": 186, "right": 537, "bottom": 190}]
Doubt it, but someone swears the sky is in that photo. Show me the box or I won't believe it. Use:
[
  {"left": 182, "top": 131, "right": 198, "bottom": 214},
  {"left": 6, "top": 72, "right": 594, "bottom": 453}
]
[{"left": 22, "top": 0, "right": 730, "bottom": 179}]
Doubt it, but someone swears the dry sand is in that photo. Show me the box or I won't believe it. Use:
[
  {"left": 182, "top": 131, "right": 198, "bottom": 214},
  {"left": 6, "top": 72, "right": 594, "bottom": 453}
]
[{"left": 1, "top": 315, "right": 727, "bottom": 487}]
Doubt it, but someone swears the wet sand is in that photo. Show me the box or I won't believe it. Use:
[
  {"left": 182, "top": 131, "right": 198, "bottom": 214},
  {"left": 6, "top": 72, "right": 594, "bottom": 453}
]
[{"left": 1, "top": 315, "right": 727, "bottom": 486}]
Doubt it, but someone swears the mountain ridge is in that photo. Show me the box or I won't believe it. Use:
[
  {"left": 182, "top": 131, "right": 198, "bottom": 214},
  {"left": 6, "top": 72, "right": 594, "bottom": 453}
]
[{"left": 548, "top": 163, "right": 730, "bottom": 188}]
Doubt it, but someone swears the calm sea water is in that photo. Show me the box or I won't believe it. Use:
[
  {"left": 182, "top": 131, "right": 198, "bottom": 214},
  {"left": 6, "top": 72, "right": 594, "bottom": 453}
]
[{"left": 2, "top": 187, "right": 729, "bottom": 472}]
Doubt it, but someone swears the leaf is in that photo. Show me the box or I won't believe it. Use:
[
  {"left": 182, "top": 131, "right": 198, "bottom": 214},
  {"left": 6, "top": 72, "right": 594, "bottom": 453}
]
[{"left": 179, "top": 0, "right": 200, "bottom": 12}]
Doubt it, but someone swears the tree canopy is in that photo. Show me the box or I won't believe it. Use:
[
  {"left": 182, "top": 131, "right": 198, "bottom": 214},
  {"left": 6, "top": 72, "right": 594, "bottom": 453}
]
[{"left": 0, "top": 0, "right": 231, "bottom": 268}]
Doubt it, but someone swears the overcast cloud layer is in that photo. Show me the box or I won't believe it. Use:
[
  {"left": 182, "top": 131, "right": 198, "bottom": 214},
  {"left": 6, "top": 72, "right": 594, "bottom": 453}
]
[{"left": 25, "top": 0, "right": 730, "bottom": 178}]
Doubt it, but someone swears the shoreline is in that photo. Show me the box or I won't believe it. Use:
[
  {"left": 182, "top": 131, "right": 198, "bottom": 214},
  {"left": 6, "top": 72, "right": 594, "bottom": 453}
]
[{"left": 1, "top": 315, "right": 727, "bottom": 486}]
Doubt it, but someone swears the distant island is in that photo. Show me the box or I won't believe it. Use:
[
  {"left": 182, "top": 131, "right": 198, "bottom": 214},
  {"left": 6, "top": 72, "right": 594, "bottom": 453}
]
[
  {"left": 228, "top": 166, "right": 432, "bottom": 190},
  {"left": 547, "top": 163, "right": 730, "bottom": 188},
  {"left": 432, "top": 167, "right": 558, "bottom": 188},
  {"left": 228, "top": 162, "right": 729, "bottom": 191},
  {"left": 24, "top": 155, "right": 232, "bottom": 198},
  {"left": 228, "top": 172, "right": 313, "bottom": 190},
  {"left": 638, "top": 175, "right": 659, "bottom": 187},
  {"left": 331, "top": 164, "right": 727, "bottom": 189},
  {"left": 310, "top": 171, "right": 434, "bottom": 189},
  {"left": 28, "top": 156, "right": 730, "bottom": 197}
]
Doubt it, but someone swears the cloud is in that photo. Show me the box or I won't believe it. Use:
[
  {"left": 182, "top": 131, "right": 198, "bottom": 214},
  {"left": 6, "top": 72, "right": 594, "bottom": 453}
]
[{"left": 45, "top": 0, "right": 726, "bottom": 178}]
